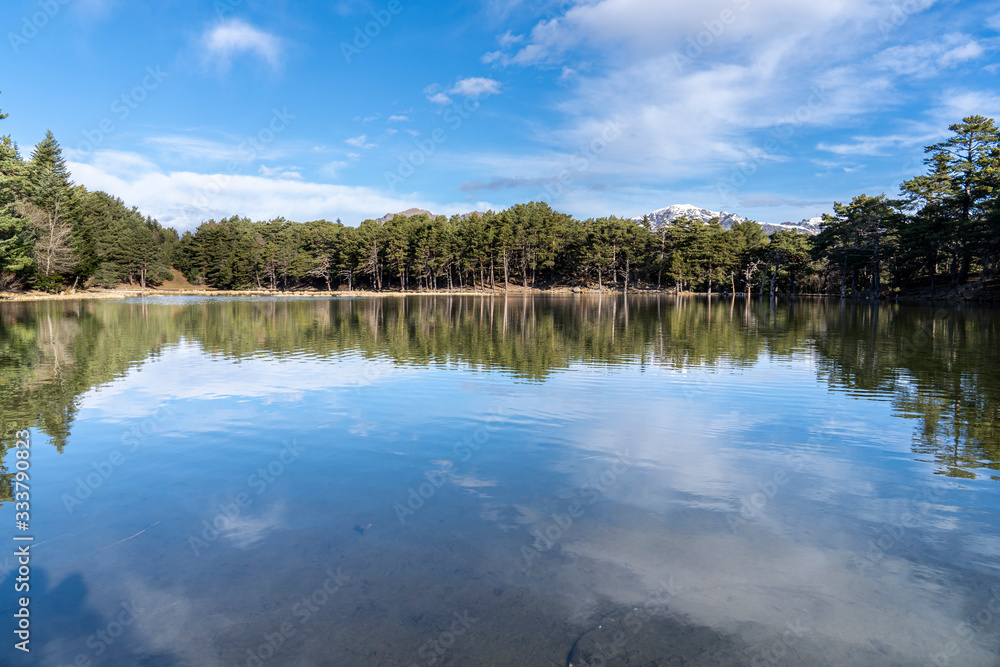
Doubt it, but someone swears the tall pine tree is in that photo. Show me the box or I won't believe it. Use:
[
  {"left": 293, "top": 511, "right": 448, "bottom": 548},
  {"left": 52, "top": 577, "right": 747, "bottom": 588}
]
[
  {"left": 26, "top": 130, "right": 76, "bottom": 287},
  {"left": 0, "top": 94, "right": 34, "bottom": 289}
]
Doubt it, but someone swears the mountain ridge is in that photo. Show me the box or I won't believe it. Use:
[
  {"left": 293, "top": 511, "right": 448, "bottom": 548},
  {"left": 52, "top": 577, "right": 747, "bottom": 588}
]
[
  {"left": 632, "top": 204, "right": 823, "bottom": 235},
  {"left": 378, "top": 204, "right": 824, "bottom": 235}
]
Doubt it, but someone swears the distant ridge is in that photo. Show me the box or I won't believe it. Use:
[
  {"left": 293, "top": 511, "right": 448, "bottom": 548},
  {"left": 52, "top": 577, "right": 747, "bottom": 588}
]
[
  {"left": 380, "top": 208, "right": 434, "bottom": 222},
  {"left": 380, "top": 204, "right": 824, "bottom": 235},
  {"left": 632, "top": 204, "right": 823, "bottom": 235}
]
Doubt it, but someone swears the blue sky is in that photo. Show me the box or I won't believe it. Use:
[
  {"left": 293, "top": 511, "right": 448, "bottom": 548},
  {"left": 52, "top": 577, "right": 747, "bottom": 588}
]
[{"left": 2, "top": 0, "right": 999, "bottom": 232}]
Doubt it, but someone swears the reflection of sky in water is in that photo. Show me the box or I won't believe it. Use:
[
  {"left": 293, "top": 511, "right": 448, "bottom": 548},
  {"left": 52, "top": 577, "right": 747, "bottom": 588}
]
[{"left": 3, "top": 297, "right": 999, "bottom": 666}]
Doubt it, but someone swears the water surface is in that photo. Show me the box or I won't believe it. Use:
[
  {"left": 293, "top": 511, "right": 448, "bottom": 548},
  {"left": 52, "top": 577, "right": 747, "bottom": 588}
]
[{"left": 1, "top": 295, "right": 999, "bottom": 666}]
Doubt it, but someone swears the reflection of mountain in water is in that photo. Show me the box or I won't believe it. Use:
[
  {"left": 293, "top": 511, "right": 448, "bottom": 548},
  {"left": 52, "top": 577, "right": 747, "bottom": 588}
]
[{"left": 1, "top": 295, "right": 998, "bottom": 497}]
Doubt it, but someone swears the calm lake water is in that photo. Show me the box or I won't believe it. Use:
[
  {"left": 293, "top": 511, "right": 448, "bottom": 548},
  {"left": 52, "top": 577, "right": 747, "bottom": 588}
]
[{"left": 1, "top": 295, "right": 999, "bottom": 666}]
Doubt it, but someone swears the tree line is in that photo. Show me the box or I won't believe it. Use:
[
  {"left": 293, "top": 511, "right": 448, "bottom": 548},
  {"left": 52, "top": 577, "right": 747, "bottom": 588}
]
[
  {"left": 1, "top": 96, "right": 177, "bottom": 292},
  {"left": 1, "top": 98, "right": 997, "bottom": 297}
]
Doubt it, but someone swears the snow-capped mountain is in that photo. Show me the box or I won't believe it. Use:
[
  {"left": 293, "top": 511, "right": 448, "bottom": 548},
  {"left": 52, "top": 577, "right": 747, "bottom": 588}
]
[
  {"left": 633, "top": 204, "right": 745, "bottom": 229},
  {"left": 633, "top": 205, "right": 823, "bottom": 235}
]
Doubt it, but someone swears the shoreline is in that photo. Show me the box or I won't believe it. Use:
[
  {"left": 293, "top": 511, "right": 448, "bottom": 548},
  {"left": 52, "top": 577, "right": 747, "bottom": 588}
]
[{"left": 2, "top": 285, "right": 997, "bottom": 303}]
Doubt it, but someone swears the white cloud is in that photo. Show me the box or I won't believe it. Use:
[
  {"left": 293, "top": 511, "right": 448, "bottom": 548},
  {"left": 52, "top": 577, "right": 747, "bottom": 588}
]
[
  {"left": 449, "top": 76, "right": 502, "bottom": 98},
  {"left": 66, "top": 150, "right": 492, "bottom": 231},
  {"left": 321, "top": 160, "right": 349, "bottom": 178},
  {"left": 345, "top": 134, "right": 375, "bottom": 149},
  {"left": 203, "top": 19, "right": 283, "bottom": 71},
  {"left": 423, "top": 83, "right": 453, "bottom": 105},
  {"left": 463, "top": 0, "right": 990, "bottom": 211},
  {"left": 876, "top": 34, "right": 984, "bottom": 78},
  {"left": 930, "top": 89, "right": 1000, "bottom": 125},
  {"left": 258, "top": 165, "right": 302, "bottom": 179},
  {"left": 388, "top": 115, "right": 410, "bottom": 122},
  {"left": 817, "top": 133, "right": 931, "bottom": 156},
  {"left": 497, "top": 30, "right": 523, "bottom": 48},
  {"left": 144, "top": 135, "right": 271, "bottom": 163}
]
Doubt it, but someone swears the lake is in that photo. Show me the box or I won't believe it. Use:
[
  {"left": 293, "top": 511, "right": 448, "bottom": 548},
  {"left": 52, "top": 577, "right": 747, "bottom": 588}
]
[{"left": 1, "top": 294, "right": 999, "bottom": 666}]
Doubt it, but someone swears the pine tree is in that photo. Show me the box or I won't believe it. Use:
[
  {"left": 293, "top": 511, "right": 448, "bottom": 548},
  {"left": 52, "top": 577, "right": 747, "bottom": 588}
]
[
  {"left": 0, "top": 136, "right": 33, "bottom": 289},
  {"left": 901, "top": 115, "right": 1000, "bottom": 284},
  {"left": 26, "top": 130, "right": 75, "bottom": 286}
]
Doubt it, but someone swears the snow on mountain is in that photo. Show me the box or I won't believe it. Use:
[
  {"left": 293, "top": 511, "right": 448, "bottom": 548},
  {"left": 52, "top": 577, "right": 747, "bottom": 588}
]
[
  {"left": 764, "top": 217, "right": 823, "bottom": 235},
  {"left": 633, "top": 204, "right": 745, "bottom": 229},
  {"left": 633, "top": 205, "right": 823, "bottom": 235}
]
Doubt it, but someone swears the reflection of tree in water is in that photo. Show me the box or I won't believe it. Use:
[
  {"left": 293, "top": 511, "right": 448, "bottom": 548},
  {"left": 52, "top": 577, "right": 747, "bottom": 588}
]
[
  {"left": 1, "top": 295, "right": 998, "bottom": 496},
  {"left": 810, "top": 301, "right": 1000, "bottom": 481}
]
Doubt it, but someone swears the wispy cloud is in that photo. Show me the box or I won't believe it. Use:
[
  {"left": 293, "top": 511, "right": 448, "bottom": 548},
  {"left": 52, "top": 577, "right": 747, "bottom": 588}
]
[
  {"left": 738, "top": 195, "right": 832, "bottom": 208},
  {"left": 258, "top": 165, "right": 302, "bottom": 179},
  {"left": 817, "top": 133, "right": 933, "bottom": 157},
  {"left": 876, "top": 34, "right": 984, "bottom": 78},
  {"left": 345, "top": 134, "right": 376, "bottom": 149},
  {"left": 459, "top": 176, "right": 556, "bottom": 192},
  {"left": 424, "top": 83, "right": 452, "bottom": 105},
  {"left": 203, "top": 19, "right": 283, "bottom": 72},
  {"left": 425, "top": 77, "right": 503, "bottom": 105}
]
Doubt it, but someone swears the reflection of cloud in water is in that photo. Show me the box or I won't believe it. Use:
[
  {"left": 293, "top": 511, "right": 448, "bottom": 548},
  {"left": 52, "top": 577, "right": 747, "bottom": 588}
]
[
  {"left": 451, "top": 474, "right": 497, "bottom": 489},
  {"left": 220, "top": 502, "right": 285, "bottom": 549},
  {"left": 490, "top": 366, "right": 997, "bottom": 664},
  {"left": 478, "top": 503, "right": 541, "bottom": 531},
  {"left": 544, "top": 514, "right": 996, "bottom": 665},
  {"left": 78, "top": 342, "right": 407, "bottom": 420},
  {"left": 120, "top": 576, "right": 205, "bottom": 665}
]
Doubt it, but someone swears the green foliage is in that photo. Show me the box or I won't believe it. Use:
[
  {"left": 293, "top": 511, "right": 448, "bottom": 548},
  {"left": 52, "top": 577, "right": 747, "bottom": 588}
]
[
  {"left": 0, "top": 136, "right": 33, "bottom": 289},
  {"left": 898, "top": 115, "right": 1000, "bottom": 286},
  {"left": 0, "top": 106, "right": 996, "bottom": 298}
]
